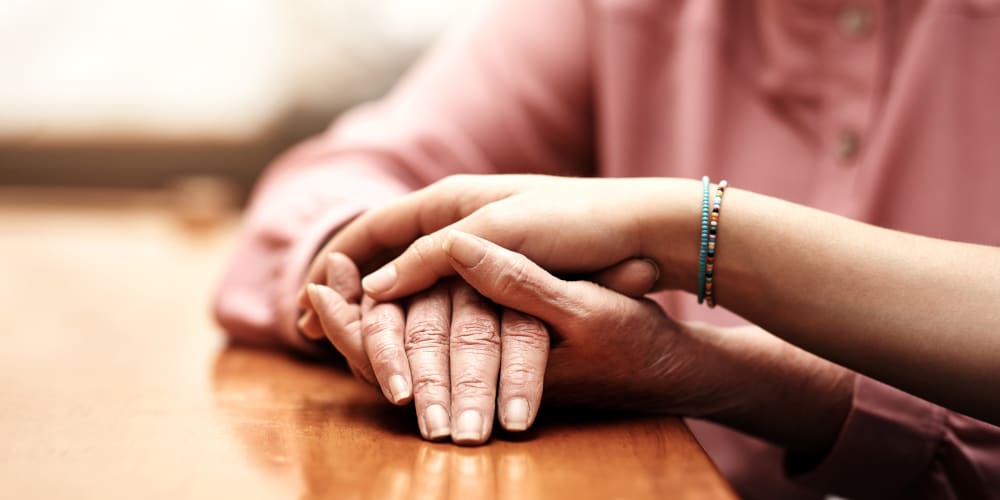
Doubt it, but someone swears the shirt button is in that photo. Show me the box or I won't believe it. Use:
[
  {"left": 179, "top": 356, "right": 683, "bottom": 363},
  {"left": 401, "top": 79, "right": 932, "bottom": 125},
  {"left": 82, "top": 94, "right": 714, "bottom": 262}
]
[
  {"left": 837, "top": 129, "right": 861, "bottom": 161},
  {"left": 839, "top": 6, "right": 872, "bottom": 39}
]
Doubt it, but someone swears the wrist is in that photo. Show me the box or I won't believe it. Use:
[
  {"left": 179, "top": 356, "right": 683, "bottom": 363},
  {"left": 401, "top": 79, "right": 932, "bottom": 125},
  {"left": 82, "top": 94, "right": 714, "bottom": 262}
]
[{"left": 633, "top": 178, "right": 704, "bottom": 293}]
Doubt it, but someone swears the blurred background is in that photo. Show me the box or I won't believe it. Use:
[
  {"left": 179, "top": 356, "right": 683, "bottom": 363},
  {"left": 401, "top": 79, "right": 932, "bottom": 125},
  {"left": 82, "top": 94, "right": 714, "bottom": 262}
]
[
  {"left": 0, "top": 0, "right": 480, "bottom": 214},
  {"left": 0, "top": 1, "right": 481, "bottom": 381}
]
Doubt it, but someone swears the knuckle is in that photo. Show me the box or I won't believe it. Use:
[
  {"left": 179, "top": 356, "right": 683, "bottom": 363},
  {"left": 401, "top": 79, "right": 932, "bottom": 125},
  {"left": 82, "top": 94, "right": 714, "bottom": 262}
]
[
  {"left": 495, "top": 256, "right": 532, "bottom": 298},
  {"left": 411, "top": 372, "right": 449, "bottom": 397},
  {"left": 362, "top": 317, "right": 396, "bottom": 339},
  {"left": 409, "top": 235, "right": 441, "bottom": 269},
  {"left": 405, "top": 320, "right": 449, "bottom": 352},
  {"left": 451, "top": 374, "right": 495, "bottom": 399},
  {"left": 361, "top": 310, "right": 400, "bottom": 339},
  {"left": 500, "top": 362, "right": 539, "bottom": 389},
  {"left": 503, "top": 319, "right": 549, "bottom": 348},
  {"left": 555, "top": 299, "right": 587, "bottom": 323},
  {"left": 367, "top": 341, "right": 403, "bottom": 368},
  {"left": 452, "top": 318, "right": 500, "bottom": 350}
]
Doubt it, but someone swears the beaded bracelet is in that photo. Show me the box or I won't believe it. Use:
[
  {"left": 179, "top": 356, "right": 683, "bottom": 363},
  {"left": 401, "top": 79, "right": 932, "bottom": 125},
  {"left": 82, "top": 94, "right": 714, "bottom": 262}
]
[
  {"left": 696, "top": 176, "right": 711, "bottom": 304},
  {"left": 704, "top": 179, "right": 728, "bottom": 308}
]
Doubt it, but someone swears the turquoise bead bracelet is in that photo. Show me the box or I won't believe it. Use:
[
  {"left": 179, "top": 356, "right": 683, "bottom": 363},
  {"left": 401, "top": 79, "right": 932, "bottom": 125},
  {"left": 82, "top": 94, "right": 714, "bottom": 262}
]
[{"left": 697, "top": 176, "right": 710, "bottom": 304}]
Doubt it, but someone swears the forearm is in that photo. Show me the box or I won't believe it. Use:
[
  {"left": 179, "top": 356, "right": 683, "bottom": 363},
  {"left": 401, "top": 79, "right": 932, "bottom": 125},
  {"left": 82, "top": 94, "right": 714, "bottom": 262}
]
[
  {"left": 649, "top": 179, "right": 1000, "bottom": 423},
  {"left": 681, "top": 322, "right": 854, "bottom": 455}
]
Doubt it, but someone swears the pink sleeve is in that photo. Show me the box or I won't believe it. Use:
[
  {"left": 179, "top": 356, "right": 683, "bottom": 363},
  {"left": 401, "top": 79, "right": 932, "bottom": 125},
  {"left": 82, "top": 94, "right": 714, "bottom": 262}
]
[
  {"left": 212, "top": 0, "right": 593, "bottom": 353},
  {"left": 787, "top": 376, "right": 1000, "bottom": 498}
]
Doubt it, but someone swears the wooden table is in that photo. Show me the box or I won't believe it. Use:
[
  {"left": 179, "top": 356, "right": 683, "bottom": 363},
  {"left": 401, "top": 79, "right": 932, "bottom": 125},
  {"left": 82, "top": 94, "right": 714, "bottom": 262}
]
[{"left": 0, "top": 190, "right": 735, "bottom": 500}]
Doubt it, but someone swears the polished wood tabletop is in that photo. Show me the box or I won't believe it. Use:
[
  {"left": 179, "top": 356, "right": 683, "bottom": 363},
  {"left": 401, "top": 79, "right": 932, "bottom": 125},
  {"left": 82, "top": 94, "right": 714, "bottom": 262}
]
[{"left": 0, "top": 190, "right": 736, "bottom": 500}]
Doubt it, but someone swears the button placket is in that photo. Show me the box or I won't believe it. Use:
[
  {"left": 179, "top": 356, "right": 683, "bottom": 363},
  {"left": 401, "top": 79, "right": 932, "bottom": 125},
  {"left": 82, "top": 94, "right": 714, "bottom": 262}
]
[
  {"left": 839, "top": 5, "right": 873, "bottom": 39},
  {"left": 837, "top": 129, "right": 861, "bottom": 161},
  {"left": 825, "top": 2, "right": 882, "bottom": 169}
]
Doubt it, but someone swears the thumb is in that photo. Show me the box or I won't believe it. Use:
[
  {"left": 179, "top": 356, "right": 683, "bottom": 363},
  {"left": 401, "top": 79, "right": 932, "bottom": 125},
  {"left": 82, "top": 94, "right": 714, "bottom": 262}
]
[{"left": 588, "top": 258, "right": 659, "bottom": 298}]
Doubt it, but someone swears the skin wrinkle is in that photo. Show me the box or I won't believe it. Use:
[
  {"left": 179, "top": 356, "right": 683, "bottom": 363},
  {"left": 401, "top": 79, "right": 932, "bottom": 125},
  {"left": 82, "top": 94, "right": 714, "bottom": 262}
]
[
  {"left": 404, "top": 320, "right": 450, "bottom": 351},
  {"left": 499, "top": 362, "right": 538, "bottom": 389},
  {"left": 450, "top": 318, "right": 502, "bottom": 350},
  {"left": 411, "top": 372, "right": 450, "bottom": 396},
  {"left": 366, "top": 339, "right": 405, "bottom": 371},
  {"left": 450, "top": 372, "right": 498, "bottom": 398},
  {"left": 362, "top": 312, "right": 403, "bottom": 340},
  {"left": 326, "top": 296, "right": 360, "bottom": 328},
  {"left": 461, "top": 239, "right": 694, "bottom": 413},
  {"left": 499, "top": 323, "right": 549, "bottom": 350},
  {"left": 402, "top": 282, "right": 456, "bottom": 438},
  {"left": 491, "top": 256, "right": 533, "bottom": 304}
]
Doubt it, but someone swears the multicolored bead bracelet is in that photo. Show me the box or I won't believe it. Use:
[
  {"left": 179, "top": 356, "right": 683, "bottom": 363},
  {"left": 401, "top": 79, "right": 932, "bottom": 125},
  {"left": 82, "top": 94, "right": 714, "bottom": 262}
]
[{"left": 704, "top": 179, "right": 728, "bottom": 308}]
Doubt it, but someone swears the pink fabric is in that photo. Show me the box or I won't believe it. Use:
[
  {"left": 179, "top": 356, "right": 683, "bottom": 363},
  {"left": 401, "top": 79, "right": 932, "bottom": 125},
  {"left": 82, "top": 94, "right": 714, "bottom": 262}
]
[{"left": 213, "top": 0, "right": 1000, "bottom": 497}]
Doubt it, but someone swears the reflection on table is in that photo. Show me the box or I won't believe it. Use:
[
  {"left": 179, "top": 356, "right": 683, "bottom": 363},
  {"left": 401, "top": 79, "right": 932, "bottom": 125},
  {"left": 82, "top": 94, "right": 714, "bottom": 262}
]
[{"left": 212, "top": 347, "right": 736, "bottom": 500}]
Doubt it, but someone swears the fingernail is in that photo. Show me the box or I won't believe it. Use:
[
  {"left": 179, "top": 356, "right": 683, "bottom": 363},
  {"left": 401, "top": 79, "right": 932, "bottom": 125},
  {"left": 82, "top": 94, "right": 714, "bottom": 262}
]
[
  {"left": 362, "top": 265, "right": 397, "bottom": 294},
  {"left": 453, "top": 409, "right": 484, "bottom": 443},
  {"left": 387, "top": 374, "right": 410, "bottom": 403},
  {"left": 504, "top": 398, "right": 529, "bottom": 432},
  {"left": 443, "top": 231, "right": 486, "bottom": 268},
  {"left": 424, "top": 404, "right": 450, "bottom": 440},
  {"left": 642, "top": 258, "right": 661, "bottom": 283}
]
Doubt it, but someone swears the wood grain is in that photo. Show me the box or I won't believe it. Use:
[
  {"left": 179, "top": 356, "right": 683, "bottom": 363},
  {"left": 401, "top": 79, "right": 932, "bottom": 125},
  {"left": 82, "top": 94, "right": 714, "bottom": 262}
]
[{"left": 0, "top": 191, "right": 735, "bottom": 500}]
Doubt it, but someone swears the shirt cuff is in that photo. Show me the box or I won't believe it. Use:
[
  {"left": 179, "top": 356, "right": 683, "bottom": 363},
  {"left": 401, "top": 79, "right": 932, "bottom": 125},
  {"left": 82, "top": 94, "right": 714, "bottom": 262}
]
[
  {"left": 786, "top": 376, "right": 947, "bottom": 498},
  {"left": 274, "top": 184, "right": 411, "bottom": 355}
]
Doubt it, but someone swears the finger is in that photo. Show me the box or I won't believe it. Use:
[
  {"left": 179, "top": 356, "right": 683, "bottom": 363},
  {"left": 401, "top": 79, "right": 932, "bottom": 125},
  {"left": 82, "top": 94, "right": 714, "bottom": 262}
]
[
  {"left": 325, "top": 252, "right": 362, "bottom": 301},
  {"left": 306, "top": 284, "right": 375, "bottom": 384},
  {"left": 449, "top": 281, "right": 501, "bottom": 445},
  {"left": 588, "top": 258, "right": 660, "bottom": 298},
  {"left": 437, "top": 230, "right": 587, "bottom": 328},
  {"left": 404, "top": 283, "right": 453, "bottom": 441},
  {"left": 297, "top": 286, "right": 313, "bottom": 312},
  {"left": 361, "top": 298, "right": 413, "bottom": 405},
  {"left": 361, "top": 231, "right": 459, "bottom": 303},
  {"left": 497, "top": 310, "right": 548, "bottom": 432},
  {"left": 359, "top": 203, "right": 636, "bottom": 303},
  {"left": 298, "top": 250, "right": 362, "bottom": 319},
  {"left": 328, "top": 175, "right": 526, "bottom": 267},
  {"left": 296, "top": 309, "right": 325, "bottom": 341}
]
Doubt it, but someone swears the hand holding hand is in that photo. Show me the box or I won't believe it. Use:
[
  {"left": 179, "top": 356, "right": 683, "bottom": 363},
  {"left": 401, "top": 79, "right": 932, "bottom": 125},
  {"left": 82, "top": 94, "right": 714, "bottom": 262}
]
[
  {"left": 295, "top": 247, "right": 660, "bottom": 444},
  {"left": 408, "top": 230, "right": 856, "bottom": 454}
]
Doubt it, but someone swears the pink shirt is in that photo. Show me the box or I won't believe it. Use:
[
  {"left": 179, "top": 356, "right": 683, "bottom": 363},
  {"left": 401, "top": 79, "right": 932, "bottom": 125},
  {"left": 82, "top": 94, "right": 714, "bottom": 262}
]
[{"left": 214, "top": 1, "right": 1000, "bottom": 497}]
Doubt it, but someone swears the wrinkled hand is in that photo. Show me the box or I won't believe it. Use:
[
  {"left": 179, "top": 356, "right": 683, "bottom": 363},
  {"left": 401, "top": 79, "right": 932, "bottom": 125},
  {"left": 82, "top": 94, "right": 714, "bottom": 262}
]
[
  {"left": 296, "top": 249, "right": 659, "bottom": 444},
  {"left": 379, "top": 231, "right": 859, "bottom": 456},
  {"left": 417, "top": 230, "right": 723, "bottom": 415}
]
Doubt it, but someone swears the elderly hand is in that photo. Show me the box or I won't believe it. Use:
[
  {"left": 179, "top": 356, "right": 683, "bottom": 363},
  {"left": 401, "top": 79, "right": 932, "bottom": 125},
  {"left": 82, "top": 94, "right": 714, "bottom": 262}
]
[
  {"left": 401, "top": 231, "right": 857, "bottom": 455},
  {"left": 296, "top": 245, "right": 660, "bottom": 444}
]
